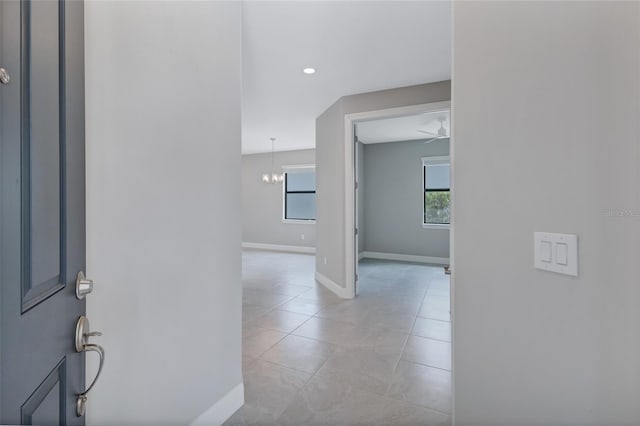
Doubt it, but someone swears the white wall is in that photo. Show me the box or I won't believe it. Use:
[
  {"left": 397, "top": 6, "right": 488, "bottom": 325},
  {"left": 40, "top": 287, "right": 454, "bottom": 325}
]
[
  {"left": 242, "top": 149, "right": 316, "bottom": 249},
  {"left": 453, "top": 2, "right": 640, "bottom": 425},
  {"left": 85, "top": 2, "right": 243, "bottom": 424},
  {"left": 316, "top": 81, "right": 451, "bottom": 291}
]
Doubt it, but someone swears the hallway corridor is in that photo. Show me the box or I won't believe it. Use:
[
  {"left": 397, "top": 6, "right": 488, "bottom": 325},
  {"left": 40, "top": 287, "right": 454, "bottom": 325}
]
[{"left": 227, "top": 250, "right": 452, "bottom": 425}]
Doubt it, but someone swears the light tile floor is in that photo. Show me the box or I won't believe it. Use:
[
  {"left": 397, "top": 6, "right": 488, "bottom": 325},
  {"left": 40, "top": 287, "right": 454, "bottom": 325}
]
[{"left": 226, "top": 250, "right": 451, "bottom": 425}]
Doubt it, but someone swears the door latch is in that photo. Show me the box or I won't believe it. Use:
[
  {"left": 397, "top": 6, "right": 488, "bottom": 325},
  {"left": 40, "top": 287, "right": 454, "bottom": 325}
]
[
  {"left": 75, "top": 271, "right": 94, "bottom": 299},
  {"left": 0, "top": 68, "right": 9, "bottom": 85}
]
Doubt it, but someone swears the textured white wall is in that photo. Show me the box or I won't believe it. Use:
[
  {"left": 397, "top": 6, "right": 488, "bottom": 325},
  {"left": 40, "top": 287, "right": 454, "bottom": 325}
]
[
  {"left": 85, "top": 2, "right": 243, "bottom": 424},
  {"left": 453, "top": 2, "right": 640, "bottom": 424}
]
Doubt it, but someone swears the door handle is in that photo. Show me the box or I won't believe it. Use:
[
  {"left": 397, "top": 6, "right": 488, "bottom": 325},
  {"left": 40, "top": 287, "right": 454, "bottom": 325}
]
[{"left": 74, "top": 316, "right": 104, "bottom": 417}]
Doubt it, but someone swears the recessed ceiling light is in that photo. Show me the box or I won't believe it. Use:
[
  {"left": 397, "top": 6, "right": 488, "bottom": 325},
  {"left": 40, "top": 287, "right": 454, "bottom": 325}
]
[{"left": 303, "top": 67, "right": 316, "bottom": 75}]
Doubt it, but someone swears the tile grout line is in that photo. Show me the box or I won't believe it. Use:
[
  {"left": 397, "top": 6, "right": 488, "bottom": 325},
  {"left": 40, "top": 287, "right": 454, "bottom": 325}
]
[
  {"left": 256, "top": 309, "right": 336, "bottom": 413},
  {"left": 408, "top": 334, "right": 452, "bottom": 344},
  {"left": 400, "top": 358, "right": 452, "bottom": 373},
  {"left": 390, "top": 285, "right": 430, "bottom": 376}
]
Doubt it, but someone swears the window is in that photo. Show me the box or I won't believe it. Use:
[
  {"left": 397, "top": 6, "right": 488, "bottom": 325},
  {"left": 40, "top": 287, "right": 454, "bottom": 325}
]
[
  {"left": 422, "top": 156, "right": 450, "bottom": 226},
  {"left": 283, "top": 166, "right": 316, "bottom": 222}
]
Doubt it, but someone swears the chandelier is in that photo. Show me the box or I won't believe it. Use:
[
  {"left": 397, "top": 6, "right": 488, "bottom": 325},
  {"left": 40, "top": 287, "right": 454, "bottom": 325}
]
[{"left": 262, "top": 137, "right": 283, "bottom": 184}]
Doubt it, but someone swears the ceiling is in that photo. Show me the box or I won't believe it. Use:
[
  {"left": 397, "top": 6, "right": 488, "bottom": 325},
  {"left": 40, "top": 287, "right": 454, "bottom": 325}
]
[
  {"left": 241, "top": 1, "right": 452, "bottom": 154},
  {"left": 355, "top": 110, "right": 450, "bottom": 144}
]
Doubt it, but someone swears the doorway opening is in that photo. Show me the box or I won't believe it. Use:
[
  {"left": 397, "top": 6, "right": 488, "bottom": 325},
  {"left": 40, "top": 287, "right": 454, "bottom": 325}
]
[
  {"left": 344, "top": 101, "right": 453, "bottom": 416},
  {"left": 344, "top": 101, "right": 451, "bottom": 296}
]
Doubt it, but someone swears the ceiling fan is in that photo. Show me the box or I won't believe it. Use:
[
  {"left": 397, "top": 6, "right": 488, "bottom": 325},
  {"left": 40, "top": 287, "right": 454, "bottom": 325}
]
[{"left": 418, "top": 117, "right": 449, "bottom": 143}]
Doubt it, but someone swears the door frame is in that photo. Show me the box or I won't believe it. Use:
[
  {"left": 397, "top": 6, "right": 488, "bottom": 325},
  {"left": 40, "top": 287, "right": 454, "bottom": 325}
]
[{"left": 342, "top": 100, "right": 452, "bottom": 298}]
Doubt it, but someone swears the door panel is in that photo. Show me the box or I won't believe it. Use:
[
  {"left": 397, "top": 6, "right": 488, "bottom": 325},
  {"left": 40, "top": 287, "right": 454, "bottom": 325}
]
[
  {"left": 21, "top": 0, "right": 65, "bottom": 312},
  {"left": 21, "top": 358, "right": 66, "bottom": 425},
  {"left": 353, "top": 128, "right": 359, "bottom": 296},
  {"left": 1, "top": 0, "right": 86, "bottom": 424},
  {"left": 20, "top": 1, "right": 64, "bottom": 310}
]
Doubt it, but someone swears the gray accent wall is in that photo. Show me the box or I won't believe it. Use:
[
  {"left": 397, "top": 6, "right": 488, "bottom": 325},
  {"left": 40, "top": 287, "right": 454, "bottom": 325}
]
[
  {"left": 316, "top": 81, "right": 451, "bottom": 289},
  {"left": 362, "top": 139, "right": 449, "bottom": 259},
  {"left": 453, "top": 2, "right": 640, "bottom": 425},
  {"left": 242, "top": 149, "right": 316, "bottom": 248}
]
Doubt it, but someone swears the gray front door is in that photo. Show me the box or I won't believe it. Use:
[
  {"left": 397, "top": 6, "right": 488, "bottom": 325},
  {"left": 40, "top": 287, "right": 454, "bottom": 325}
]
[{"left": 1, "top": 0, "right": 86, "bottom": 424}]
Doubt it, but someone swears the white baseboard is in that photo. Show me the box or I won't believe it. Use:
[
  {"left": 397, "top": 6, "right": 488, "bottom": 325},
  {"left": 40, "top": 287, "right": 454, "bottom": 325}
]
[
  {"left": 315, "top": 271, "right": 353, "bottom": 299},
  {"left": 191, "top": 383, "right": 244, "bottom": 426},
  {"left": 242, "top": 242, "right": 315, "bottom": 254},
  {"left": 360, "top": 251, "right": 449, "bottom": 265},
  {"left": 358, "top": 252, "right": 365, "bottom": 261}
]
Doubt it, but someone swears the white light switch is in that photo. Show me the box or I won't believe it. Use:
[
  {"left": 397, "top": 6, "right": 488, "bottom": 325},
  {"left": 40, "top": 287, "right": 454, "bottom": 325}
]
[
  {"left": 555, "top": 243, "right": 568, "bottom": 265},
  {"left": 540, "top": 241, "right": 552, "bottom": 263},
  {"left": 534, "top": 232, "right": 578, "bottom": 276}
]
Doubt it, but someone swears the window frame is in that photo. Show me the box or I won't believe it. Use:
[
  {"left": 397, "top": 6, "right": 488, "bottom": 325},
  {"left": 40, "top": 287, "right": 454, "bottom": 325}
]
[
  {"left": 282, "top": 164, "right": 316, "bottom": 224},
  {"left": 422, "top": 156, "right": 451, "bottom": 229}
]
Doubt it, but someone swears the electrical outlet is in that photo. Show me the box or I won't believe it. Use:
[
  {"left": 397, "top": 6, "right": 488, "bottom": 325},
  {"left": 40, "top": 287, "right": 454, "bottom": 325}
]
[
  {"left": 323, "top": 256, "right": 327, "bottom": 265},
  {"left": 301, "top": 234, "right": 305, "bottom": 240}
]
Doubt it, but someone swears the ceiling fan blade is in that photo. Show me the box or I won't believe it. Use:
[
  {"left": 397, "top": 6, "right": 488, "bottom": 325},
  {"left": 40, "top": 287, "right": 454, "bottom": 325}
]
[
  {"left": 416, "top": 129, "right": 439, "bottom": 136},
  {"left": 423, "top": 136, "right": 447, "bottom": 144}
]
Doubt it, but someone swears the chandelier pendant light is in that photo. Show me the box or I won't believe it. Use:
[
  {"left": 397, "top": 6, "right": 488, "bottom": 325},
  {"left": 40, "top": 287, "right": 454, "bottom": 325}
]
[{"left": 262, "top": 137, "right": 284, "bottom": 184}]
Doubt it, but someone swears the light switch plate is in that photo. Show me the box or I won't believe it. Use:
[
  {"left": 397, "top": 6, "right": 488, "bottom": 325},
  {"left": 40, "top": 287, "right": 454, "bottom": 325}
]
[{"left": 534, "top": 232, "right": 578, "bottom": 276}]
